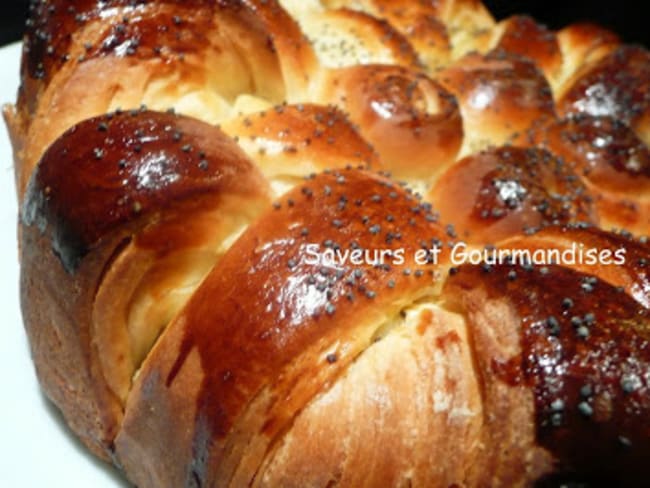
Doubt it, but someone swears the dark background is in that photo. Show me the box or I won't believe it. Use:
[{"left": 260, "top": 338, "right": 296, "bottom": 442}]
[{"left": 0, "top": 0, "right": 648, "bottom": 47}]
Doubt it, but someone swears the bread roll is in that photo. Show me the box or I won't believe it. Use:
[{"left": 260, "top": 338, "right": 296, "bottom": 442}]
[{"left": 4, "top": 0, "right": 649, "bottom": 486}]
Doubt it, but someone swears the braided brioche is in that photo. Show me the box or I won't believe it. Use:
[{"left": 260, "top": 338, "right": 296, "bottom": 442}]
[{"left": 4, "top": 0, "right": 650, "bottom": 486}]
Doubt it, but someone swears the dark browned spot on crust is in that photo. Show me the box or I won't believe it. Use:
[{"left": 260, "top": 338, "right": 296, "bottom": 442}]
[
  {"left": 501, "top": 224, "right": 650, "bottom": 309},
  {"left": 448, "top": 263, "right": 650, "bottom": 485},
  {"left": 22, "top": 1, "right": 219, "bottom": 105},
  {"left": 19, "top": 0, "right": 298, "bottom": 114},
  {"left": 23, "top": 109, "right": 262, "bottom": 272}
]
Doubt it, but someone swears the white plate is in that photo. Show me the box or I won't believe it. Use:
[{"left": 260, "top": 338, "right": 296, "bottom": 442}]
[{"left": 0, "top": 43, "right": 129, "bottom": 488}]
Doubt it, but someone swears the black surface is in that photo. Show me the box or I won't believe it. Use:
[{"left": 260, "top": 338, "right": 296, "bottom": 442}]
[
  {"left": 0, "top": 0, "right": 648, "bottom": 47},
  {"left": 0, "top": 0, "right": 27, "bottom": 47},
  {"left": 487, "top": 0, "right": 650, "bottom": 47}
]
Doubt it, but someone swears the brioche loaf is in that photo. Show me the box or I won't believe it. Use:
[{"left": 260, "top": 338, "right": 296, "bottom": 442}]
[{"left": 4, "top": 0, "right": 650, "bottom": 486}]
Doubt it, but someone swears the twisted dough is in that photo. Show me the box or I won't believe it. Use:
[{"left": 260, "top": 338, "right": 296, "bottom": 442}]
[{"left": 4, "top": 0, "right": 650, "bottom": 486}]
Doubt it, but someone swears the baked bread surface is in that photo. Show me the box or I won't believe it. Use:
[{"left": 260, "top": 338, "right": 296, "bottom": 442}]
[{"left": 4, "top": 0, "right": 650, "bottom": 486}]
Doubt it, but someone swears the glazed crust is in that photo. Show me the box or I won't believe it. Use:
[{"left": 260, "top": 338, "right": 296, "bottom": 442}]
[
  {"left": 7, "top": 0, "right": 315, "bottom": 197},
  {"left": 528, "top": 114, "right": 650, "bottom": 235},
  {"left": 220, "top": 103, "right": 380, "bottom": 187},
  {"left": 492, "top": 15, "right": 563, "bottom": 83},
  {"left": 558, "top": 46, "right": 650, "bottom": 146},
  {"left": 21, "top": 109, "right": 271, "bottom": 457},
  {"left": 5, "top": 0, "right": 650, "bottom": 486},
  {"left": 437, "top": 50, "right": 556, "bottom": 155},
  {"left": 500, "top": 225, "right": 650, "bottom": 309},
  {"left": 318, "top": 65, "right": 463, "bottom": 181},
  {"left": 116, "top": 168, "right": 450, "bottom": 487},
  {"left": 445, "top": 263, "right": 650, "bottom": 486},
  {"left": 428, "top": 146, "right": 596, "bottom": 243}
]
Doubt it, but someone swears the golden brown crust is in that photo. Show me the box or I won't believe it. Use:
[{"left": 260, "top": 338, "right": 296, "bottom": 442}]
[
  {"left": 256, "top": 305, "right": 485, "bottom": 488},
  {"left": 529, "top": 115, "right": 650, "bottom": 235},
  {"left": 21, "top": 110, "right": 271, "bottom": 459},
  {"left": 11, "top": 0, "right": 313, "bottom": 198},
  {"left": 24, "top": 110, "right": 268, "bottom": 269},
  {"left": 557, "top": 23, "right": 620, "bottom": 65},
  {"left": 428, "top": 146, "right": 596, "bottom": 244},
  {"left": 116, "top": 168, "right": 450, "bottom": 487},
  {"left": 433, "top": 0, "right": 496, "bottom": 57},
  {"left": 220, "top": 103, "right": 380, "bottom": 188},
  {"left": 555, "top": 22, "right": 620, "bottom": 93},
  {"left": 319, "top": 64, "right": 462, "bottom": 181},
  {"left": 7, "top": 0, "right": 650, "bottom": 486},
  {"left": 257, "top": 301, "right": 554, "bottom": 488},
  {"left": 319, "top": 0, "right": 494, "bottom": 60},
  {"left": 303, "top": 7, "right": 422, "bottom": 69},
  {"left": 492, "top": 15, "right": 563, "bottom": 82},
  {"left": 342, "top": 0, "right": 453, "bottom": 71},
  {"left": 437, "top": 50, "right": 556, "bottom": 155},
  {"left": 20, "top": 0, "right": 311, "bottom": 105},
  {"left": 558, "top": 45, "right": 650, "bottom": 146}
]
